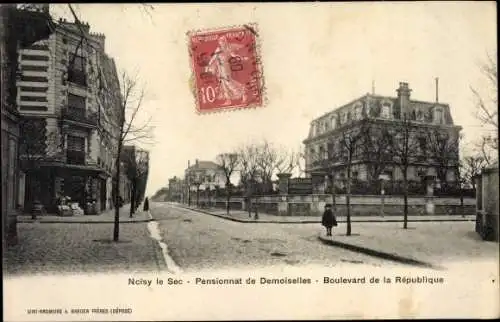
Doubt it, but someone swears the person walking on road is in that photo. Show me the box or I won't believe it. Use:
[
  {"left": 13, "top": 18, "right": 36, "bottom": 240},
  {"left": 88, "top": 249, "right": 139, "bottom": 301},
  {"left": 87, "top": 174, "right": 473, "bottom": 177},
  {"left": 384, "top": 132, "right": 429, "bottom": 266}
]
[
  {"left": 322, "top": 204, "right": 337, "bottom": 236},
  {"left": 143, "top": 197, "right": 149, "bottom": 211}
]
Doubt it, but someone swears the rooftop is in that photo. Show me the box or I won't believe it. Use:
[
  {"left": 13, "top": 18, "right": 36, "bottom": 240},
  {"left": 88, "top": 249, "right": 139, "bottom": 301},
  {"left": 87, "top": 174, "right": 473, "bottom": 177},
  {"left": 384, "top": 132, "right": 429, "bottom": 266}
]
[{"left": 187, "top": 160, "right": 220, "bottom": 171}]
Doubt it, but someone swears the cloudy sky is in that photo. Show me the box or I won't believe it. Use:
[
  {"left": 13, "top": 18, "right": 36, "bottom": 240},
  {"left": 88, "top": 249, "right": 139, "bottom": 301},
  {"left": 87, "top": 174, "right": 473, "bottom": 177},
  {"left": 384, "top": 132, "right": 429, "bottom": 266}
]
[{"left": 50, "top": 2, "right": 497, "bottom": 197}]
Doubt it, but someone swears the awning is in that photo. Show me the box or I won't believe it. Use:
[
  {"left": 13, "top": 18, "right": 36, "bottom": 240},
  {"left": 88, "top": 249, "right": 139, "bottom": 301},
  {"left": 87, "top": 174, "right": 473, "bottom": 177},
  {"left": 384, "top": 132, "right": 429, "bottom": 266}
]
[{"left": 38, "top": 161, "right": 110, "bottom": 178}]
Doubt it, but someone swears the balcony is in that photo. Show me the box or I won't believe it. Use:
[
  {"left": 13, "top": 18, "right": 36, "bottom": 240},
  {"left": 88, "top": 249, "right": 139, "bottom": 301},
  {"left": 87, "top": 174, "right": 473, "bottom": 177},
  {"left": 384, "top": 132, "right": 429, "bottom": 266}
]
[
  {"left": 67, "top": 150, "right": 86, "bottom": 165},
  {"left": 67, "top": 69, "right": 87, "bottom": 87},
  {"left": 61, "top": 107, "right": 98, "bottom": 128}
]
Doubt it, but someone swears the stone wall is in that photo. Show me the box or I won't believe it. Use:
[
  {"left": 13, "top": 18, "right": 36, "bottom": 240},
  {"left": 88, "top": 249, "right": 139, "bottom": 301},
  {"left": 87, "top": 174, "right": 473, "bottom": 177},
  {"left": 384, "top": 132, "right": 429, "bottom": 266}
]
[{"left": 193, "top": 194, "right": 475, "bottom": 217}]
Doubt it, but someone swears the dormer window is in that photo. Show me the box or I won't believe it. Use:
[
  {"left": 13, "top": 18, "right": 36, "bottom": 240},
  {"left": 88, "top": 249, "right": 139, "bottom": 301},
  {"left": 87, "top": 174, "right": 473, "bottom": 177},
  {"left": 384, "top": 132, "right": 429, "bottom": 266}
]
[
  {"left": 435, "top": 108, "right": 443, "bottom": 124},
  {"left": 353, "top": 104, "right": 362, "bottom": 119},
  {"left": 410, "top": 109, "right": 417, "bottom": 120},
  {"left": 324, "top": 120, "right": 330, "bottom": 131},
  {"left": 381, "top": 102, "right": 391, "bottom": 119},
  {"left": 416, "top": 110, "right": 424, "bottom": 121}
]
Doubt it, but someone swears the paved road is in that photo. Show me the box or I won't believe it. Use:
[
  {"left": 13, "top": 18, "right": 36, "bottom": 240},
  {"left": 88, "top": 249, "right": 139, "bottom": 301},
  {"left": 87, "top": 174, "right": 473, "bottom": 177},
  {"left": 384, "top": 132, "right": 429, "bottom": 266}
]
[
  {"left": 3, "top": 220, "right": 163, "bottom": 276},
  {"left": 151, "top": 202, "right": 399, "bottom": 272}
]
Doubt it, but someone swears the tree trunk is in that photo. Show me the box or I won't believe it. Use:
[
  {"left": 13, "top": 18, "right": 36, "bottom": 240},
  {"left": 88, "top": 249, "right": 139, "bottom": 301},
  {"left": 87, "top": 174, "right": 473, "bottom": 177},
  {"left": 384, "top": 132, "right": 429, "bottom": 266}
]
[
  {"left": 196, "top": 186, "right": 199, "bottom": 208},
  {"left": 226, "top": 180, "right": 231, "bottom": 215},
  {"left": 346, "top": 163, "right": 352, "bottom": 236},
  {"left": 113, "top": 142, "right": 123, "bottom": 242},
  {"left": 403, "top": 169, "right": 408, "bottom": 229},
  {"left": 330, "top": 170, "right": 337, "bottom": 209},
  {"left": 129, "top": 176, "right": 136, "bottom": 217},
  {"left": 460, "top": 186, "right": 465, "bottom": 217}
]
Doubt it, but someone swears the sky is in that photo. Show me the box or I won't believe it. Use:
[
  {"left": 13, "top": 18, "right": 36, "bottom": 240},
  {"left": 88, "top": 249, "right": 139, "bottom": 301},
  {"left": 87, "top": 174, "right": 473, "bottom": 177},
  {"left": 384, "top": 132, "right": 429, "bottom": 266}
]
[{"left": 49, "top": 2, "right": 497, "bottom": 197}]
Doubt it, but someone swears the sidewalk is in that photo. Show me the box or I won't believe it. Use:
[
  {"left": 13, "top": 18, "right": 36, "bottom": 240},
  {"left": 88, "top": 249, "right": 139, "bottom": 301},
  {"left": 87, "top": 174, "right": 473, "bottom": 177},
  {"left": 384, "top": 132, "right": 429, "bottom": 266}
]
[
  {"left": 17, "top": 204, "right": 152, "bottom": 224},
  {"left": 317, "top": 221, "right": 499, "bottom": 269},
  {"left": 4, "top": 210, "right": 165, "bottom": 276},
  {"left": 174, "top": 203, "right": 476, "bottom": 224}
]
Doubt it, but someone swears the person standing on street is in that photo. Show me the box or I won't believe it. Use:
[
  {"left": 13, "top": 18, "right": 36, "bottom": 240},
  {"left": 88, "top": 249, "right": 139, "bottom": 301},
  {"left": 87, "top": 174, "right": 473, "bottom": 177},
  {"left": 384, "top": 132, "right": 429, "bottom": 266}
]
[
  {"left": 322, "top": 204, "right": 337, "bottom": 236},
  {"left": 143, "top": 197, "right": 149, "bottom": 211}
]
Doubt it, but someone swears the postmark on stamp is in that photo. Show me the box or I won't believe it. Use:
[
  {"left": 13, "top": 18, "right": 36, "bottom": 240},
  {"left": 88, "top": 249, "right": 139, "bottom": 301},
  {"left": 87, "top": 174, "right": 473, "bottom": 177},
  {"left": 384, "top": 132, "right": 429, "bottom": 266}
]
[{"left": 188, "top": 24, "right": 264, "bottom": 113}]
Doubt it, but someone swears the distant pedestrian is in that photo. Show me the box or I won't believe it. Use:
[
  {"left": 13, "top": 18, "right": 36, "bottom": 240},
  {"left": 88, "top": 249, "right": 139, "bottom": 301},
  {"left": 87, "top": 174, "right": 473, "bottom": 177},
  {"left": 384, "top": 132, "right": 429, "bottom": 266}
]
[
  {"left": 117, "top": 196, "right": 124, "bottom": 208},
  {"left": 322, "top": 204, "right": 337, "bottom": 236},
  {"left": 143, "top": 197, "right": 149, "bottom": 211}
]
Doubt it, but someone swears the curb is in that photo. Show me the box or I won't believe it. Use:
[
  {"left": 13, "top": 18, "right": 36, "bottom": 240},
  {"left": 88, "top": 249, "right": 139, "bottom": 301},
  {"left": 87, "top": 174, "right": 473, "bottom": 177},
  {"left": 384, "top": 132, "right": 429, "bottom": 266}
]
[
  {"left": 317, "top": 235, "right": 440, "bottom": 269},
  {"left": 17, "top": 218, "right": 153, "bottom": 224},
  {"left": 176, "top": 205, "right": 475, "bottom": 224}
]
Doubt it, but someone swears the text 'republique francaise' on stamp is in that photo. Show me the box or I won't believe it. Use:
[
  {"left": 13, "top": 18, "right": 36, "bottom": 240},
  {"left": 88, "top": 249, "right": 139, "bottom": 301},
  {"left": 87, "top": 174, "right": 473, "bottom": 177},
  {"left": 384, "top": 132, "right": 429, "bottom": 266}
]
[{"left": 188, "top": 24, "right": 265, "bottom": 114}]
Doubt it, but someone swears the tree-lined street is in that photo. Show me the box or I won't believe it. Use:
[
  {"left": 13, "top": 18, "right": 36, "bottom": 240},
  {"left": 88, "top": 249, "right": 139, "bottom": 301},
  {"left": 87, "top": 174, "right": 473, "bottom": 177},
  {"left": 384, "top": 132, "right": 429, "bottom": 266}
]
[{"left": 150, "top": 202, "right": 399, "bottom": 272}]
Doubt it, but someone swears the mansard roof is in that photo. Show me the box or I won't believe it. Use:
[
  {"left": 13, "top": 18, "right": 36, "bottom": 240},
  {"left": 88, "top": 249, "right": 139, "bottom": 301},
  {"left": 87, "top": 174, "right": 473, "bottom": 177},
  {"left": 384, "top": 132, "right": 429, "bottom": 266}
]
[{"left": 312, "top": 93, "right": 451, "bottom": 124}]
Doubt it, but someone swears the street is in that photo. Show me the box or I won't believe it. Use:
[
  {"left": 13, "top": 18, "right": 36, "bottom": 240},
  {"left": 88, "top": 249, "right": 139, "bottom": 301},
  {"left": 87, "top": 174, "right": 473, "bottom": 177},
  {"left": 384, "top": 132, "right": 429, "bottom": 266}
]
[
  {"left": 4, "top": 201, "right": 497, "bottom": 276},
  {"left": 151, "top": 202, "right": 400, "bottom": 272}
]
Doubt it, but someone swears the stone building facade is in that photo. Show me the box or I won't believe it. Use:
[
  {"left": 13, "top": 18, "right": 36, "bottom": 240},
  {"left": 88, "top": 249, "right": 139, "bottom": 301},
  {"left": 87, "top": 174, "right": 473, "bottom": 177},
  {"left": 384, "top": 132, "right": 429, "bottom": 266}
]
[
  {"left": 16, "top": 17, "right": 123, "bottom": 214},
  {"left": 184, "top": 159, "right": 226, "bottom": 205},
  {"left": 303, "top": 82, "right": 462, "bottom": 193},
  {"left": 168, "top": 176, "right": 184, "bottom": 202},
  {"left": 1, "top": 4, "right": 54, "bottom": 247}
]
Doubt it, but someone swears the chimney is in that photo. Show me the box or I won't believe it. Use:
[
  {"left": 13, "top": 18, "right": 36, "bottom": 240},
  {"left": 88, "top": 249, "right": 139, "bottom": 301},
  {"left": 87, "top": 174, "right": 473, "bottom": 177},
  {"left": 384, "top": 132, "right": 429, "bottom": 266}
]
[
  {"left": 195, "top": 159, "right": 199, "bottom": 167},
  {"left": 435, "top": 77, "right": 439, "bottom": 103},
  {"left": 396, "top": 82, "right": 412, "bottom": 115}
]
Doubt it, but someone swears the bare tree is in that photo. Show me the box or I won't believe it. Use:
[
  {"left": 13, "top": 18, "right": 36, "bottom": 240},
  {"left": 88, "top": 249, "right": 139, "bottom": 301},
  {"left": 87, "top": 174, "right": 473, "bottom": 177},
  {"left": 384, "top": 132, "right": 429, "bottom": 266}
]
[
  {"left": 254, "top": 140, "right": 279, "bottom": 194},
  {"left": 274, "top": 147, "right": 299, "bottom": 175},
  {"left": 470, "top": 52, "right": 498, "bottom": 162},
  {"left": 337, "top": 120, "right": 367, "bottom": 236},
  {"left": 362, "top": 125, "right": 393, "bottom": 186},
  {"left": 474, "top": 136, "right": 497, "bottom": 166},
  {"left": 462, "top": 155, "right": 487, "bottom": 190},
  {"left": 108, "top": 72, "right": 153, "bottom": 241},
  {"left": 307, "top": 141, "right": 337, "bottom": 208},
  {"left": 123, "top": 148, "right": 149, "bottom": 217},
  {"left": 392, "top": 115, "right": 419, "bottom": 229},
  {"left": 238, "top": 143, "right": 261, "bottom": 217},
  {"left": 426, "top": 129, "right": 461, "bottom": 188},
  {"left": 216, "top": 152, "right": 240, "bottom": 215},
  {"left": 471, "top": 53, "right": 498, "bottom": 131}
]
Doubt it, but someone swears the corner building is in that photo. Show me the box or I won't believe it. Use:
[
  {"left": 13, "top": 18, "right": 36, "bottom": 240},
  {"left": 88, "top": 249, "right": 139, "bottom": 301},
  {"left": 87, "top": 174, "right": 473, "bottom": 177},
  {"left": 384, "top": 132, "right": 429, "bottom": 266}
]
[
  {"left": 16, "top": 18, "right": 123, "bottom": 213},
  {"left": 303, "top": 82, "right": 462, "bottom": 193}
]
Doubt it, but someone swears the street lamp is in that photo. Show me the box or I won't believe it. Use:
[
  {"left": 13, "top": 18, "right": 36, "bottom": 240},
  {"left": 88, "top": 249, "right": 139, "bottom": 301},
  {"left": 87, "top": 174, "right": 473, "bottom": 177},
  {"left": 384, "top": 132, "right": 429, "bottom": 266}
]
[{"left": 378, "top": 174, "right": 390, "bottom": 217}]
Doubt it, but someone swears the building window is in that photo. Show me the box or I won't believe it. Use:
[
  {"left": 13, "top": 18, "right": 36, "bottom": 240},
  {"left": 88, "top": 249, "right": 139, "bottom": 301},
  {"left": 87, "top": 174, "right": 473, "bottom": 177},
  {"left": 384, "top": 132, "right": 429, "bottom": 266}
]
[
  {"left": 21, "top": 54, "right": 49, "bottom": 61},
  {"left": 327, "top": 142, "right": 334, "bottom": 159},
  {"left": 331, "top": 116, "right": 336, "bottom": 129},
  {"left": 20, "top": 75, "right": 48, "bottom": 82},
  {"left": 67, "top": 135, "right": 85, "bottom": 165},
  {"left": 68, "top": 54, "right": 87, "bottom": 86},
  {"left": 410, "top": 109, "right": 417, "bottom": 120},
  {"left": 435, "top": 109, "right": 443, "bottom": 124},
  {"left": 68, "top": 93, "right": 86, "bottom": 110},
  {"left": 381, "top": 103, "right": 391, "bottom": 118},
  {"left": 354, "top": 105, "right": 362, "bottom": 119},
  {"left": 418, "top": 137, "right": 427, "bottom": 156}
]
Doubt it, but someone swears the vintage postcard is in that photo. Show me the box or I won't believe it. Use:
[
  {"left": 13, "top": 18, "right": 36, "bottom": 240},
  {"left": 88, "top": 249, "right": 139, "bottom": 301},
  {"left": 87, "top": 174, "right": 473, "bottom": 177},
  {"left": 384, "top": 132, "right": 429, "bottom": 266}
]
[{"left": 2, "top": 2, "right": 498, "bottom": 321}]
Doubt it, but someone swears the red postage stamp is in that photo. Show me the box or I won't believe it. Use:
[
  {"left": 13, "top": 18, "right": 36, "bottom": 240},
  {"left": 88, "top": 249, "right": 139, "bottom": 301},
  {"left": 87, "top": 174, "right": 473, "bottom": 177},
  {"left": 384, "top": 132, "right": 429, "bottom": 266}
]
[{"left": 188, "top": 24, "right": 264, "bottom": 113}]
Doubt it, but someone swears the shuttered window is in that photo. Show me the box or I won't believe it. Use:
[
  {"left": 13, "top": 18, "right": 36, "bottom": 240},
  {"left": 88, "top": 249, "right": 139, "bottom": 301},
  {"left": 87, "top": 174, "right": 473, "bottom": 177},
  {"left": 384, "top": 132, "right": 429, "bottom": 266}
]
[
  {"left": 68, "top": 93, "right": 85, "bottom": 110},
  {"left": 67, "top": 135, "right": 85, "bottom": 151}
]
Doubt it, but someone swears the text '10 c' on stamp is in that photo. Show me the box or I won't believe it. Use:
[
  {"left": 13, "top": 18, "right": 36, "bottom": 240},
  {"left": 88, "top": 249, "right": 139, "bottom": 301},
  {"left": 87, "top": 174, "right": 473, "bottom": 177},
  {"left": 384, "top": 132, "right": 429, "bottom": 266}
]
[{"left": 188, "top": 24, "right": 264, "bottom": 114}]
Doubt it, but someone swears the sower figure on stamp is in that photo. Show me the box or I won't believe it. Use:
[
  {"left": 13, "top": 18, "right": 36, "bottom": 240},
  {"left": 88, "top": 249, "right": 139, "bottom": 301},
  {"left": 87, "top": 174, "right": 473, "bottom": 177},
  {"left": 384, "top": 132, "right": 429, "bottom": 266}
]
[
  {"left": 322, "top": 204, "right": 337, "bottom": 236},
  {"left": 205, "top": 35, "right": 248, "bottom": 106}
]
